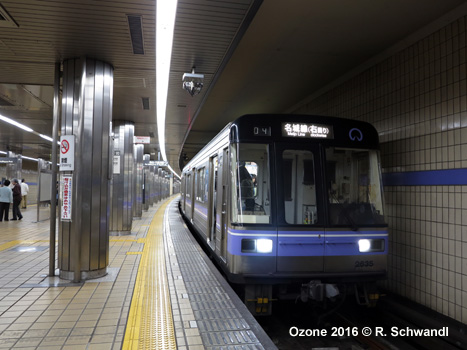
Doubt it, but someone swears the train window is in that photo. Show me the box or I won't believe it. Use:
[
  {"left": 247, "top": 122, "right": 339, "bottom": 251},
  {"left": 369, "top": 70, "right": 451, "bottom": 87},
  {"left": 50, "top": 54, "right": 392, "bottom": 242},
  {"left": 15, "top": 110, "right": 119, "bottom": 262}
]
[
  {"left": 196, "top": 167, "right": 206, "bottom": 202},
  {"left": 231, "top": 143, "right": 271, "bottom": 224},
  {"left": 282, "top": 150, "right": 317, "bottom": 225},
  {"left": 186, "top": 173, "right": 192, "bottom": 197},
  {"left": 325, "top": 148, "right": 386, "bottom": 226}
]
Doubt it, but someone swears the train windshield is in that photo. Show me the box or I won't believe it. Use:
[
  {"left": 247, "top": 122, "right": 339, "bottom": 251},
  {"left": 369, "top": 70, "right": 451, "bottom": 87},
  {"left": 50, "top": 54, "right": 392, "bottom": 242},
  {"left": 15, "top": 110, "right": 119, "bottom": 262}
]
[
  {"left": 231, "top": 143, "right": 271, "bottom": 224},
  {"left": 326, "top": 147, "right": 386, "bottom": 226}
]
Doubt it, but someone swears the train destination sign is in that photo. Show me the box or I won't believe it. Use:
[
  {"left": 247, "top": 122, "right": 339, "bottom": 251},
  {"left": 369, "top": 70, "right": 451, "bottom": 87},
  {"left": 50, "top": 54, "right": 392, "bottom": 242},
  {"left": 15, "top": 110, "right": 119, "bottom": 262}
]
[{"left": 282, "top": 122, "right": 334, "bottom": 139}]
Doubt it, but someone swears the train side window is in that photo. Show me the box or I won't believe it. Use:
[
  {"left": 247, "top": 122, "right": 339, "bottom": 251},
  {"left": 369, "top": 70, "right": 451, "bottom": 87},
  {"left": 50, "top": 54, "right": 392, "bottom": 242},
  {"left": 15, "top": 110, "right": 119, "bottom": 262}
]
[
  {"left": 196, "top": 167, "right": 206, "bottom": 202},
  {"left": 231, "top": 143, "right": 271, "bottom": 225},
  {"left": 282, "top": 150, "right": 317, "bottom": 225},
  {"left": 186, "top": 174, "right": 192, "bottom": 197}
]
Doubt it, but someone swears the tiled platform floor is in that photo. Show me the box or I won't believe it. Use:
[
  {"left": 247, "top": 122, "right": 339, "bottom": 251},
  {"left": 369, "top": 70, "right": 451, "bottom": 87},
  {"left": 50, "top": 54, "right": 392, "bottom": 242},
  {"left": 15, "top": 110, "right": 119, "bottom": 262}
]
[
  {"left": 0, "top": 201, "right": 162, "bottom": 350},
  {"left": 0, "top": 197, "right": 276, "bottom": 350}
]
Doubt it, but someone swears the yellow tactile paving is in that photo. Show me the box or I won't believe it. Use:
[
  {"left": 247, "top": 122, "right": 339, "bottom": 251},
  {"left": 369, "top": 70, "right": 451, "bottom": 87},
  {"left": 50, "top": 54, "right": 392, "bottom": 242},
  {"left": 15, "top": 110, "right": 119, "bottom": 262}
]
[{"left": 122, "top": 199, "right": 177, "bottom": 350}]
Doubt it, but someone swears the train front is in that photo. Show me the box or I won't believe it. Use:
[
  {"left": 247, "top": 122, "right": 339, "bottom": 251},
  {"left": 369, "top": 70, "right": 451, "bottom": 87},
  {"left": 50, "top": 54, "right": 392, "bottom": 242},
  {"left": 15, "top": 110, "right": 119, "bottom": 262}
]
[{"left": 226, "top": 115, "right": 388, "bottom": 315}]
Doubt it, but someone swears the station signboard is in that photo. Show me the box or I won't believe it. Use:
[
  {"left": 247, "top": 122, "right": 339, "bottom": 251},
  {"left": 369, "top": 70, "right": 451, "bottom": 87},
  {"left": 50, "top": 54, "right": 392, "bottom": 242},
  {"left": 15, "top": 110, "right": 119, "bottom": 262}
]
[
  {"left": 61, "top": 176, "right": 72, "bottom": 221},
  {"left": 60, "top": 135, "right": 75, "bottom": 171}
]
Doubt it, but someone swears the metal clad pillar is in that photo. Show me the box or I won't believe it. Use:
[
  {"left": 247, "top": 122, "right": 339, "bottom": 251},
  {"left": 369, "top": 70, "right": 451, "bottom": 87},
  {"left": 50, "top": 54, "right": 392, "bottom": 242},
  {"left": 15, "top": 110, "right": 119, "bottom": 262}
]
[
  {"left": 143, "top": 154, "right": 150, "bottom": 211},
  {"left": 133, "top": 144, "right": 144, "bottom": 218},
  {"left": 157, "top": 168, "right": 162, "bottom": 202},
  {"left": 110, "top": 121, "right": 135, "bottom": 234},
  {"left": 6, "top": 152, "right": 22, "bottom": 180},
  {"left": 169, "top": 173, "right": 173, "bottom": 196},
  {"left": 59, "top": 57, "right": 113, "bottom": 281},
  {"left": 149, "top": 165, "right": 157, "bottom": 205}
]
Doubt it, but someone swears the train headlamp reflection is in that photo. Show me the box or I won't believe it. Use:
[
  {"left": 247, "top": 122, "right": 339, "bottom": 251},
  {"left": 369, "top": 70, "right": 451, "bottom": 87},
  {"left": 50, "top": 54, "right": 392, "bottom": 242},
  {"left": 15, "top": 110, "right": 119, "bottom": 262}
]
[
  {"left": 241, "top": 238, "right": 273, "bottom": 253},
  {"left": 358, "top": 239, "right": 385, "bottom": 252}
]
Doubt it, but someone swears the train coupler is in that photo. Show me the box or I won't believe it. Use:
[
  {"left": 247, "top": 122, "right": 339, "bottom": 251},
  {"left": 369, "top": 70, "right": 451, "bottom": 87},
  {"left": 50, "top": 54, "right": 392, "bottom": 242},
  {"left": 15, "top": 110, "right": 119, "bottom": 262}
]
[{"left": 300, "top": 280, "right": 339, "bottom": 302}]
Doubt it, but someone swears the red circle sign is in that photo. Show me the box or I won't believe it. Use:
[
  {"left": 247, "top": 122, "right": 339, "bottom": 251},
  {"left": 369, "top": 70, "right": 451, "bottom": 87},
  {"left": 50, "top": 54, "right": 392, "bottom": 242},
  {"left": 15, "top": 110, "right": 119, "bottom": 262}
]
[{"left": 61, "top": 140, "right": 70, "bottom": 154}]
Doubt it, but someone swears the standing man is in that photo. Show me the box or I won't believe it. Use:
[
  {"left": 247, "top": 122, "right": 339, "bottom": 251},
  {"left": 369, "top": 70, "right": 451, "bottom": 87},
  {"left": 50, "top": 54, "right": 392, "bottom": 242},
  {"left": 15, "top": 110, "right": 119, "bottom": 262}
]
[
  {"left": 21, "top": 179, "right": 29, "bottom": 209},
  {"left": 11, "top": 179, "right": 23, "bottom": 220}
]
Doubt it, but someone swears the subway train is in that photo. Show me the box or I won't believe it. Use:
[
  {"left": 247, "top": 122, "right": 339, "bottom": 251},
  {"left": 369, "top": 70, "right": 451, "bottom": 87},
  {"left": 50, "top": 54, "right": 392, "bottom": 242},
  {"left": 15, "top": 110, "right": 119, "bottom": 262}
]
[{"left": 180, "top": 114, "right": 388, "bottom": 315}]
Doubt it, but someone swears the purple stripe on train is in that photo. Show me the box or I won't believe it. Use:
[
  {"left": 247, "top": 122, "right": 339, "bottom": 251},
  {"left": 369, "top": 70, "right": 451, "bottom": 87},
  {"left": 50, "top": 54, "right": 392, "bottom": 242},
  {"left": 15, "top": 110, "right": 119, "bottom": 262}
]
[{"left": 227, "top": 229, "right": 388, "bottom": 256}]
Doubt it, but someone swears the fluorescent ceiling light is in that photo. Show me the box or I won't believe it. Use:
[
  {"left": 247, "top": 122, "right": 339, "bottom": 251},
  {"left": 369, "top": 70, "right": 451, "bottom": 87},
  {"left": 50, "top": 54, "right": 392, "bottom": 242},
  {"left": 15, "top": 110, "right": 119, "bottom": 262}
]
[
  {"left": 156, "top": 0, "right": 178, "bottom": 164},
  {"left": 21, "top": 156, "right": 39, "bottom": 162},
  {"left": 40, "top": 134, "right": 53, "bottom": 142},
  {"left": 0, "top": 114, "right": 33, "bottom": 132}
]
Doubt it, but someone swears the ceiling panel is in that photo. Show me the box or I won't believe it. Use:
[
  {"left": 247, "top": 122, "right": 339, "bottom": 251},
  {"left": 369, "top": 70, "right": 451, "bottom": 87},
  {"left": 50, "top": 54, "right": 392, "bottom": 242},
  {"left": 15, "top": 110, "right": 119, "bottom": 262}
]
[{"left": 0, "top": 0, "right": 465, "bottom": 176}]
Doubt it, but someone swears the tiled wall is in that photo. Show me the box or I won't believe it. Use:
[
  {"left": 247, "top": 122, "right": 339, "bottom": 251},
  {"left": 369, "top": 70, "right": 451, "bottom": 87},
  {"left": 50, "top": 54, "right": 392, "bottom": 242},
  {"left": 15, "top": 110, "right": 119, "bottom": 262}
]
[{"left": 291, "top": 16, "right": 467, "bottom": 322}]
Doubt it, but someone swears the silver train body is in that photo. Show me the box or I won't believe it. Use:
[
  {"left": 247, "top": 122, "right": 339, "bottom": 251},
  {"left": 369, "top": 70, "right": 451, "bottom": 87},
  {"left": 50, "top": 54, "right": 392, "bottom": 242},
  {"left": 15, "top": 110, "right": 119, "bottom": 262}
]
[{"left": 180, "top": 114, "right": 388, "bottom": 315}]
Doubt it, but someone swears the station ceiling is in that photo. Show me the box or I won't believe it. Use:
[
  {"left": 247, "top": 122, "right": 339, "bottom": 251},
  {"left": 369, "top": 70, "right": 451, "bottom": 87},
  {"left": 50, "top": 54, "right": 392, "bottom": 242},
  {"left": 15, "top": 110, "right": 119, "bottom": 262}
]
[{"left": 0, "top": 0, "right": 465, "bottom": 174}]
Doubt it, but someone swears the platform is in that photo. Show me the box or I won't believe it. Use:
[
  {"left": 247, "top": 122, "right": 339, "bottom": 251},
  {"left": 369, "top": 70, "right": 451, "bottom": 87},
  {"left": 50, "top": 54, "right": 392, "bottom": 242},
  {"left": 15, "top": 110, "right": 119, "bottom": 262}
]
[{"left": 0, "top": 197, "right": 276, "bottom": 350}]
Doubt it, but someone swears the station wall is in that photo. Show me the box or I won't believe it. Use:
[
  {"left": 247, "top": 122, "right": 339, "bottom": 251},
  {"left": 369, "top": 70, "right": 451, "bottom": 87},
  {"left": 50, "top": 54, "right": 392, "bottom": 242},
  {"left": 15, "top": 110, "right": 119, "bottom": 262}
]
[
  {"left": 292, "top": 15, "right": 467, "bottom": 322},
  {"left": 0, "top": 164, "right": 38, "bottom": 206}
]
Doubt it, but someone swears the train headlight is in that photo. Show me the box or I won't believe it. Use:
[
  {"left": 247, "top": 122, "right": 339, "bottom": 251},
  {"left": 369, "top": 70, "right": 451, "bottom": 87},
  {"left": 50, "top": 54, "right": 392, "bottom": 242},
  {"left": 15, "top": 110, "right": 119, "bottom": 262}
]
[
  {"left": 358, "top": 239, "right": 371, "bottom": 252},
  {"left": 358, "top": 239, "right": 385, "bottom": 252},
  {"left": 241, "top": 239, "right": 273, "bottom": 253},
  {"left": 257, "top": 239, "right": 273, "bottom": 253}
]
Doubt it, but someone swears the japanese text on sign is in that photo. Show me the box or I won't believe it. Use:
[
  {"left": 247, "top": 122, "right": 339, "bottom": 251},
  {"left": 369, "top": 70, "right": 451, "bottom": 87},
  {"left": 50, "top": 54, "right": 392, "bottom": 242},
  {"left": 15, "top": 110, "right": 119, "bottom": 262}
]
[
  {"left": 61, "top": 176, "right": 72, "bottom": 221},
  {"left": 60, "top": 135, "right": 75, "bottom": 171},
  {"left": 282, "top": 122, "right": 334, "bottom": 139}
]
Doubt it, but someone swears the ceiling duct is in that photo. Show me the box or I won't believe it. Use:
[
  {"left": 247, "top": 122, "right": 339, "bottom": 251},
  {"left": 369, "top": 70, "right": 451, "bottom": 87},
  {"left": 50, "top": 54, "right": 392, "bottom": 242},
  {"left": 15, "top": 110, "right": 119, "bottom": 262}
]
[
  {"left": 141, "top": 97, "right": 150, "bottom": 110},
  {"left": 127, "top": 15, "right": 144, "bottom": 54},
  {"left": 0, "top": 4, "right": 19, "bottom": 28},
  {"left": 0, "top": 96, "right": 14, "bottom": 107}
]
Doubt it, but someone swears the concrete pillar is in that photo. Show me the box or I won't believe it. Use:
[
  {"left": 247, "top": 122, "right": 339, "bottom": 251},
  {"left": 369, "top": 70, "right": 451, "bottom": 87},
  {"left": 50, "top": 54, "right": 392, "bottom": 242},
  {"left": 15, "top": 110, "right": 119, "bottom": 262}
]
[
  {"left": 110, "top": 121, "right": 135, "bottom": 234},
  {"left": 59, "top": 57, "right": 113, "bottom": 281}
]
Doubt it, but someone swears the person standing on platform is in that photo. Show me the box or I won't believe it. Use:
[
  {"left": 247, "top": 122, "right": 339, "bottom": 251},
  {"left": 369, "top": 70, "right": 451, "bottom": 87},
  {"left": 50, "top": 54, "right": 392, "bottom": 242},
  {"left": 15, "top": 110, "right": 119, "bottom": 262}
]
[
  {"left": 0, "top": 180, "right": 13, "bottom": 221},
  {"left": 20, "top": 179, "right": 29, "bottom": 209},
  {"left": 11, "top": 179, "right": 23, "bottom": 221}
]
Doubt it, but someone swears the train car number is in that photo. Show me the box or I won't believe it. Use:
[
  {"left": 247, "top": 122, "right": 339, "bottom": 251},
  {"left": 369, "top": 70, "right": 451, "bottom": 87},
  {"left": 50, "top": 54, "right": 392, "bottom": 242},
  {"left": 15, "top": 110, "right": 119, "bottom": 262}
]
[
  {"left": 355, "top": 260, "right": 374, "bottom": 267},
  {"left": 253, "top": 126, "right": 271, "bottom": 136}
]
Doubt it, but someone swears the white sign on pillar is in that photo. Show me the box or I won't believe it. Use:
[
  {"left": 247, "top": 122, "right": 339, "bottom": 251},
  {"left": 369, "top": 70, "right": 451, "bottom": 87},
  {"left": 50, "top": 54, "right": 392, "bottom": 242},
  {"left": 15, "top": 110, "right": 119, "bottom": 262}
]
[
  {"left": 61, "top": 176, "right": 72, "bottom": 221},
  {"left": 59, "top": 135, "right": 75, "bottom": 171}
]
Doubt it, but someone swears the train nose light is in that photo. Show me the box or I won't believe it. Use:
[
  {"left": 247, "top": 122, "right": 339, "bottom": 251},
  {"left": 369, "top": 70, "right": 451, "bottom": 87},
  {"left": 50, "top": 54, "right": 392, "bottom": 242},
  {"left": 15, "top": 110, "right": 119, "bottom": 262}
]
[
  {"left": 358, "top": 239, "right": 371, "bottom": 252},
  {"left": 257, "top": 239, "right": 273, "bottom": 253}
]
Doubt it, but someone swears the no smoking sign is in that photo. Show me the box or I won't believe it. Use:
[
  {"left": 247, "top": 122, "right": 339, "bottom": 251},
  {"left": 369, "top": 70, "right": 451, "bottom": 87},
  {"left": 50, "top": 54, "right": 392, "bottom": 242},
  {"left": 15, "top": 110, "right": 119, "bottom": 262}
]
[{"left": 59, "top": 135, "right": 75, "bottom": 171}]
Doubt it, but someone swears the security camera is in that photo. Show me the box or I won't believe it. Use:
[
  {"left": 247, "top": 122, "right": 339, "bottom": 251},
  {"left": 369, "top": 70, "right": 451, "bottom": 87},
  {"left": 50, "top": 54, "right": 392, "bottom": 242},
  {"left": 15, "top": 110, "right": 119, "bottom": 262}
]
[{"left": 182, "top": 67, "right": 204, "bottom": 97}]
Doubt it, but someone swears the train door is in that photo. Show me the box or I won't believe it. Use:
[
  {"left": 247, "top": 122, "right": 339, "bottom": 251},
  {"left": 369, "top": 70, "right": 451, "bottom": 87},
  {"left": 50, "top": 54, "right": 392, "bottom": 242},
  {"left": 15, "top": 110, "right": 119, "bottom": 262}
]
[
  {"left": 219, "top": 147, "right": 229, "bottom": 261},
  {"left": 182, "top": 176, "right": 186, "bottom": 212},
  {"left": 208, "top": 155, "right": 218, "bottom": 250},
  {"left": 190, "top": 169, "right": 196, "bottom": 220},
  {"left": 275, "top": 143, "right": 325, "bottom": 272}
]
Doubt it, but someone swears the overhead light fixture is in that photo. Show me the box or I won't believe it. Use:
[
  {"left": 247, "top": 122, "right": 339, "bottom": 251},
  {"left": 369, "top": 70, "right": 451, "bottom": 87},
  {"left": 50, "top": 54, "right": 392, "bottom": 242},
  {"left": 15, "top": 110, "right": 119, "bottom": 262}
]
[
  {"left": 39, "top": 134, "right": 53, "bottom": 142},
  {"left": 21, "top": 156, "right": 39, "bottom": 162},
  {"left": 155, "top": 0, "right": 183, "bottom": 180},
  {"left": 182, "top": 67, "right": 204, "bottom": 97},
  {"left": 0, "top": 114, "right": 33, "bottom": 132},
  {"left": 156, "top": 0, "right": 177, "bottom": 163}
]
